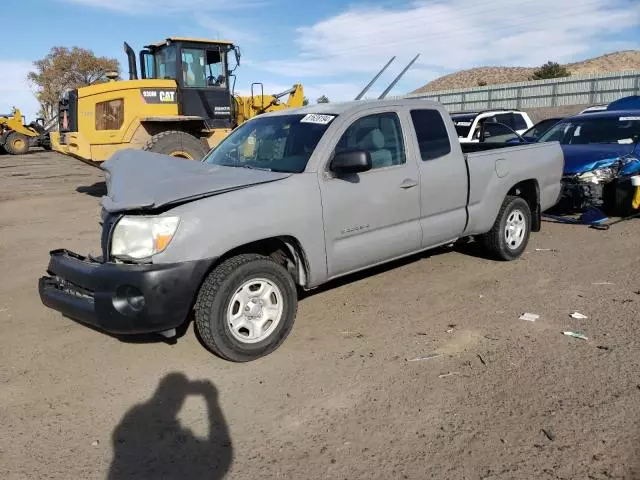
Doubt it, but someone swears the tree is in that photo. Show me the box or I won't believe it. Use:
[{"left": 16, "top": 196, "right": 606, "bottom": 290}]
[
  {"left": 316, "top": 95, "right": 330, "bottom": 104},
  {"left": 28, "top": 47, "right": 120, "bottom": 121},
  {"left": 531, "top": 61, "right": 571, "bottom": 81},
  {"left": 477, "top": 80, "right": 488, "bottom": 87},
  {"left": 303, "top": 97, "right": 310, "bottom": 106}
]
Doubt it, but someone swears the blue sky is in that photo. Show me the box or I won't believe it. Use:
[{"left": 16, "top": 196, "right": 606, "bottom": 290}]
[{"left": 2, "top": 0, "right": 639, "bottom": 121}]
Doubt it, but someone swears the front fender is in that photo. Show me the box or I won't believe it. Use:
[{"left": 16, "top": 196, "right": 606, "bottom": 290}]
[{"left": 153, "top": 174, "right": 329, "bottom": 287}]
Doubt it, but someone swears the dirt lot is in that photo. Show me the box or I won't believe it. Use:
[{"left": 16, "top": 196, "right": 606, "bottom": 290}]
[{"left": 1, "top": 151, "right": 640, "bottom": 480}]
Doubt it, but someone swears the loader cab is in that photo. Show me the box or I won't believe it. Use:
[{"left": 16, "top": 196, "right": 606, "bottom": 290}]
[{"left": 137, "top": 38, "right": 239, "bottom": 127}]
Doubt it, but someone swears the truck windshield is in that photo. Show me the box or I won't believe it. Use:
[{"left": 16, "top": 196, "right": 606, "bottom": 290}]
[
  {"left": 538, "top": 116, "right": 640, "bottom": 145},
  {"left": 203, "top": 114, "right": 334, "bottom": 173},
  {"left": 451, "top": 114, "right": 477, "bottom": 138}
]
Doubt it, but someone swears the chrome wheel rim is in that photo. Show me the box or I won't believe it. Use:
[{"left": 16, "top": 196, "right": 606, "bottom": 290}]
[
  {"left": 505, "top": 209, "right": 526, "bottom": 250},
  {"left": 227, "top": 278, "right": 284, "bottom": 344}
]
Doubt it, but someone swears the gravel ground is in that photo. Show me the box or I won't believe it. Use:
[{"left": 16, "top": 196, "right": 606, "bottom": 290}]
[{"left": 1, "top": 151, "right": 639, "bottom": 480}]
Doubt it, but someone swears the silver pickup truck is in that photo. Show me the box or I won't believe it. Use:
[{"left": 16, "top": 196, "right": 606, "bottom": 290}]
[{"left": 39, "top": 99, "right": 563, "bottom": 362}]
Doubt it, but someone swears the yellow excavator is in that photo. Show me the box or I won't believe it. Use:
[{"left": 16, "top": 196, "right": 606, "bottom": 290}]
[
  {"left": 51, "top": 37, "right": 304, "bottom": 162},
  {"left": 1, "top": 109, "right": 52, "bottom": 155}
]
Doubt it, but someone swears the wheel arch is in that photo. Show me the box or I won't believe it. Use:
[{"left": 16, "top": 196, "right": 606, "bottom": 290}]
[
  {"left": 507, "top": 179, "right": 540, "bottom": 231},
  {"left": 209, "top": 236, "right": 310, "bottom": 288},
  {"left": 139, "top": 118, "right": 208, "bottom": 139}
]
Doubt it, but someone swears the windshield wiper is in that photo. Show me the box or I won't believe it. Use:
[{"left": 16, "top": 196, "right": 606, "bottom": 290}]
[
  {"left": 238, "top": 164, "right": 273, "bottom": 171},
  {"left": 216, "top": 163, "right": 272, "bottom": 171}
]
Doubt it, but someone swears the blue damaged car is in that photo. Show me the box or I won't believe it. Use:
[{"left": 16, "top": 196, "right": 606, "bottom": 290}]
[{"left": 536, "top": 110, "right": 640, "bottom": 213}]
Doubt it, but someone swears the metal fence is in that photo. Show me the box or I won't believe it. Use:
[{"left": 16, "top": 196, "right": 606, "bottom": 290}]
[{"left": 403, "top": 71, "right": 640, "bottom": 112}]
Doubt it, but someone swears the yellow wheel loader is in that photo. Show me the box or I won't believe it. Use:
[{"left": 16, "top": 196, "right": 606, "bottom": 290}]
[
  {"left": 0, "top": 109, "right": 52, "bottom": 155},
  {"left": 51, "top": 37, "right": 304, "bottom": 163}
]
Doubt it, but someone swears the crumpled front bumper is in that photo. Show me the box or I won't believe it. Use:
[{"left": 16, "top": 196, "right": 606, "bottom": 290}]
[
  {"left": 39, "top": 249, "right": 214, "bottom": 335},
  {"left": 559, "top": 177, "right": 605, "bottom": 210},
  {"left": 560, "top": 175, "right": 640, "bottom": 213}
]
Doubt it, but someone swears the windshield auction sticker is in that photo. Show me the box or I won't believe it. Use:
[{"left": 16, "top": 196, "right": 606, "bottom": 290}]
[{"left": 300, "top": 114, "right": 336, "bottom": 125}]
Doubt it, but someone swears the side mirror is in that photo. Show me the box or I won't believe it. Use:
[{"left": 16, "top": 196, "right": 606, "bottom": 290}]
[{"left": 330, "top": 149, "right": 372, "bottom": 174}]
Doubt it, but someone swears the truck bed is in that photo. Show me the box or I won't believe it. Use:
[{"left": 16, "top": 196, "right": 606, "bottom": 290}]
[{"left": 462, "top": 141, "right": 564, "bottom": 236}]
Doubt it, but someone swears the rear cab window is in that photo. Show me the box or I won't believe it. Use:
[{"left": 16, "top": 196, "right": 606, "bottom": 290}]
[{"left": 410, "top": 110, "right": 452, "bottom": 160}]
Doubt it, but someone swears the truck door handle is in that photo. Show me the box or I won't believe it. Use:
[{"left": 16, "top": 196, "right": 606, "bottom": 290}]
[{"left": 400, "top": 178, "right": 418, "bottom": 189}]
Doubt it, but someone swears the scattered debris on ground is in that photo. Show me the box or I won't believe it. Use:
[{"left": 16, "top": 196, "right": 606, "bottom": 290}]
[
  {"left": 519, "top": 313, "right": 539, "bottom": 322},
  {"left": 340, "top": 331, "right": 365, "bottom": 339},
  {"left": 570, "top": 312, "right": 588, "bottom": 319},
  {"left": 563, "top": 331, "right": 589, "bottom": 340},
  {"left": 438, "top": 372, "right": 461, "bottom": 378},
  {"left": 407, "top": 354, "right": 442, "bottom": 362},
  {"left": 541, "top": 428, "right": 556, "bottom": 442}
]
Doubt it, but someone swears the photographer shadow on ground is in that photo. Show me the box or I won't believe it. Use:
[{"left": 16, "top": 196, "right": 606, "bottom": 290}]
[{"left": 108, "top": 372, "right": 232, "bottom": 480}]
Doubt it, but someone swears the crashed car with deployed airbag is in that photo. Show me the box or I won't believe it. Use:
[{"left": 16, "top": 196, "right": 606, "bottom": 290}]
[{"left": 537, "top": 110, "right": 640, "bottom": 214}]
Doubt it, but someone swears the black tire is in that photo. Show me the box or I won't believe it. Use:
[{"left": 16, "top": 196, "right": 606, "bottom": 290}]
[
  {"left": 194, "top": 254, "right": 298, "bottom": 362},
  {"left": 612, "top": 178, "right": 637, "bottom": 217},
  {"left": 4, "top": 132, "right": 29, "bottom": 155},
  {"left": 480, "top": 195, "right": 531, "bottom": 261},
  {"left": 143, "top": 130, "right": 208, "bottom": 160}
]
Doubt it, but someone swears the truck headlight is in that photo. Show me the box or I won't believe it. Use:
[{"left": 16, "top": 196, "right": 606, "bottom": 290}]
[
  {"left": 577, "top": 167, "right": 615, "bottom": 184},
  {"left": 111, "top": 216, "right": 180, "bottom": 260}
]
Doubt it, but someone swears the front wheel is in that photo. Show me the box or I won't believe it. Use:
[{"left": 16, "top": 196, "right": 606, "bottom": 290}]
[
  {"left": 4, "top": 132, "right": 30, "bottom": 155},
  {"left": 481, "top": 195, "right": 531, "bottom": 261},
  {"left": 195, "top": 254, "right": 298, "bottom": 362}
]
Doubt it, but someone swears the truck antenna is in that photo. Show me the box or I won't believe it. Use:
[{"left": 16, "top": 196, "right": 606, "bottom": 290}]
[
  {"left": 354, "top": 57, "right": 396, "bottom": 100},
  {"left": 378, "top": 54, "right": 420, "bottom": 100}
]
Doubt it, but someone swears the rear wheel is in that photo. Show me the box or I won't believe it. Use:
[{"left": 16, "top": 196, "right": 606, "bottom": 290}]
[
  {"left": 143, "top": 130, "right": 208, "bottom": 160},
  {"left": 195, "top": 254, "right": 298, "bottom": 362},
  {"left": 4, "top": 132, "right": 29, "bottom": 155},
  {"left": 480, "top": 195, "right": 531, "bottom": 261}
]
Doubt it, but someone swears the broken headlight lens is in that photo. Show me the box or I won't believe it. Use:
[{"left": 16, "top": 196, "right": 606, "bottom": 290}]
[
  {"left": 111, "top": 216, "right": 180, "bottom": 260},
  {"left": 576, "top": 167, "right": 616, "bottom": 184}
]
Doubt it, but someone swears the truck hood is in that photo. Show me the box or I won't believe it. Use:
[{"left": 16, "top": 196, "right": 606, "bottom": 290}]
[
  {"left": 100, "top": 149, "right": 291, "bottom": 213},
  {"left": 561, "top": 144, "right": 637, "bottom": 174}
]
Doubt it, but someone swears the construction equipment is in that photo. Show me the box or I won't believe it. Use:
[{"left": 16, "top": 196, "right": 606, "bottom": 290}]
[
  {"left": 51, "top": 37, "right": 304, "bottom": 163},
  {"left": 0, "top": 109, "right": 52, "bottom": 155}
]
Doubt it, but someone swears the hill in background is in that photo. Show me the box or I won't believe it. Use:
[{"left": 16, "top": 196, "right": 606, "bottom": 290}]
[{"left": 412, "top": 50, "right": 640, "bottom": 93}]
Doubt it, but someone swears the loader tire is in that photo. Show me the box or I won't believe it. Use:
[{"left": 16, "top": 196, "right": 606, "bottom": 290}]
[
  {"left": 143, "top": 130, "right": 209, "bottom": 160},
  {"left": 4, "top": 132, "right": 29, "bottom": 155}
]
